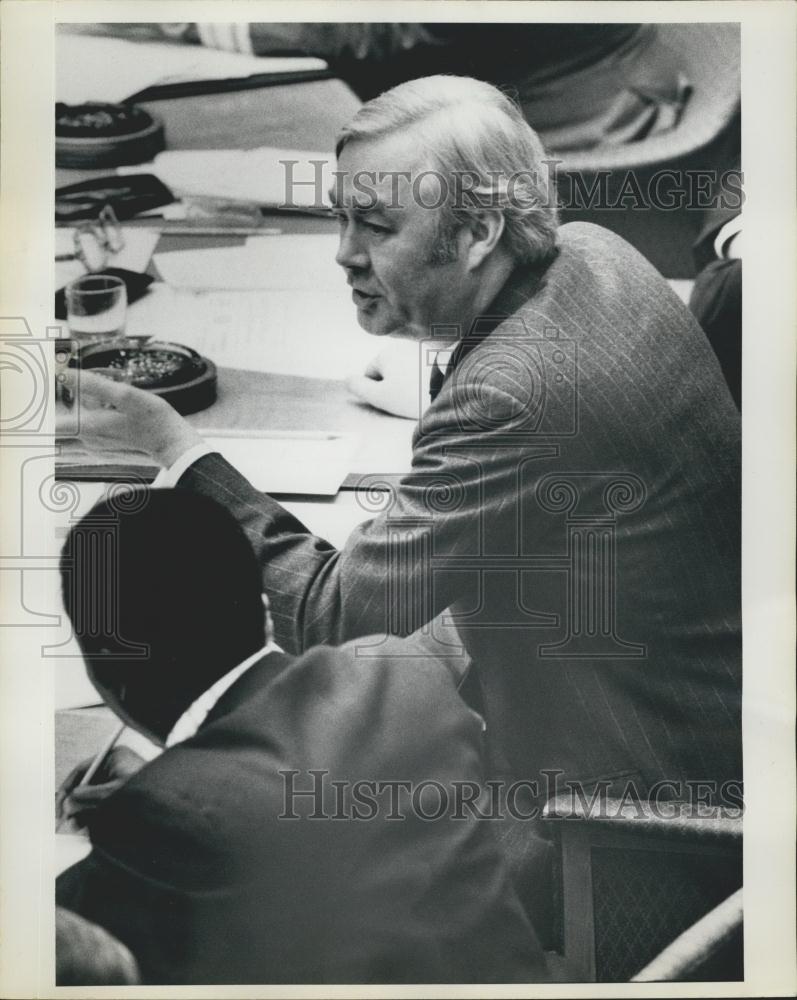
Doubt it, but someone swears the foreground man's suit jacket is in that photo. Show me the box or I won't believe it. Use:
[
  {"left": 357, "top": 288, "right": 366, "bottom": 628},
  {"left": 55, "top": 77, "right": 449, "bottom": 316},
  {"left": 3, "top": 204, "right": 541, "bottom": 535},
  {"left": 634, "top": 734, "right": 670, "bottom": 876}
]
[
  {"left": 58, "top": 641, "right": 547, "bottom": 984},
  {"left": 177, "top": 222, "right": 742, "bottom": 799}
]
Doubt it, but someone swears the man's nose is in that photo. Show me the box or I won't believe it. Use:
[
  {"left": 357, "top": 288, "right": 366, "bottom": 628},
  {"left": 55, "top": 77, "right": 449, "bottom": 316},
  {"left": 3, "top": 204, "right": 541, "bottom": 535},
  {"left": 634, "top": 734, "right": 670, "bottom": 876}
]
[{"left": 335, "top": 224, "right": 369, "bottom": 271}]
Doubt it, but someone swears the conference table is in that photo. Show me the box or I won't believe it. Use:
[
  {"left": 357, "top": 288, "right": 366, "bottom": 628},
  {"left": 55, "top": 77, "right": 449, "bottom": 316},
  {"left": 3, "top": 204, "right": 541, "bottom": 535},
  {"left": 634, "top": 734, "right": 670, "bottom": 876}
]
[
  {"left": 56, "top": 69, "right": 414, "bottom": 556},
  {"left": 56, "top": 68, "right": 415, "bottom": 493},
  {"left": 54, "top": 61, "right": 421, "bottom": 851}
]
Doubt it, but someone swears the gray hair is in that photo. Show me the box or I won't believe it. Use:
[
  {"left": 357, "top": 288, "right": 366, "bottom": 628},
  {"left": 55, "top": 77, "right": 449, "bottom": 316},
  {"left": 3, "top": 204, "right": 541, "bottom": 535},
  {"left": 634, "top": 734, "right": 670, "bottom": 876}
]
[{"left": 336, "top": 75, "right": 559, "bottom": 267}]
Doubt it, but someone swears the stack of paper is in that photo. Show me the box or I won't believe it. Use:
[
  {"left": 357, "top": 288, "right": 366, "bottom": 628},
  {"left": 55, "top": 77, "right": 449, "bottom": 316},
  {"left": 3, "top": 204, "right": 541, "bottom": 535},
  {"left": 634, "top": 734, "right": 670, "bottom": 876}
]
[{"left": 122, "top": 147, "right": 335, "bottom": 210}]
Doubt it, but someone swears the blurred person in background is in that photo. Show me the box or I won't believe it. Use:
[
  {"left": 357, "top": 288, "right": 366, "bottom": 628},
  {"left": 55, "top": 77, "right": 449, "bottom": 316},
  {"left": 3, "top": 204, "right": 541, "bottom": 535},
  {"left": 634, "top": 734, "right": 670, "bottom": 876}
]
[{"left": 67, "top": 21, "right": 693, "bottom": 156}]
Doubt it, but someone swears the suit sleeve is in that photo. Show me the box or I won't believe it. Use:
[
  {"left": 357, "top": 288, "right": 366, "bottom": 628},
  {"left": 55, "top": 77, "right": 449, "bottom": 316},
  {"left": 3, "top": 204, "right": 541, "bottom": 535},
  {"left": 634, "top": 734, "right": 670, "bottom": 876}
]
[{"left": 177, "top": 370, "right": 552, "bottom": 655}]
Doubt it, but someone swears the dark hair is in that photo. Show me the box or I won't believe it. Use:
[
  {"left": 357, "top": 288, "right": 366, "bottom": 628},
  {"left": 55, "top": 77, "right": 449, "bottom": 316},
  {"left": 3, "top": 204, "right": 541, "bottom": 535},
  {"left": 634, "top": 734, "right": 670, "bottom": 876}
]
[{"left": 60, "top": 488, "right": 265, "bottom": 737}]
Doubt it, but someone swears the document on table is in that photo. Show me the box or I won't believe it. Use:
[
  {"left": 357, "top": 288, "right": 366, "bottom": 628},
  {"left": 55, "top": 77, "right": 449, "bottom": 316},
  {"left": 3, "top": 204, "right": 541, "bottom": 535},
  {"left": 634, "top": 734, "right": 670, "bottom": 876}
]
[
  {"left": 153, "top": 234, "right": 344, "bottom": 290},
  {"left": 56, "top": 30, "right": 327, "bottom": 104},
  {"left": 124, "top": 147, "right": 334, "bottom": 210},
  {"left": 202, "top": 430, "right": 359, "bottom": 496},
  {"left": 57, "top": 430, "right": 360, "bottom": 497},
  {"left": 122, "top": 281, "right": 377, "bottom": 381}
]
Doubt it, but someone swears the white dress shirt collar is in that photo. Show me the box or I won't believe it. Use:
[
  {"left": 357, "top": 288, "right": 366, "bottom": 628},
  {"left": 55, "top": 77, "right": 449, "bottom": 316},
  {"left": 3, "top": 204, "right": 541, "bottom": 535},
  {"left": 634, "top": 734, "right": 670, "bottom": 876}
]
[
  {"left": 434, "top": 347, "right": 454, "bottom": 375},
  {"left": 165, "top": 640, "right": 281, "bottom": 748}
]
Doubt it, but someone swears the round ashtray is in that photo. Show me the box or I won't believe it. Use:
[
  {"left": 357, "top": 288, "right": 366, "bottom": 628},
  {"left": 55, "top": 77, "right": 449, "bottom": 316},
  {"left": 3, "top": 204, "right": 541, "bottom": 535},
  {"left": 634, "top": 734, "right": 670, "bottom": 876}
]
[
  {"left": 55, "top": 102, "right": 165, "bottom": 168},
  {"left": 77, "top": 340, "right": 217, "bottom": 415}
]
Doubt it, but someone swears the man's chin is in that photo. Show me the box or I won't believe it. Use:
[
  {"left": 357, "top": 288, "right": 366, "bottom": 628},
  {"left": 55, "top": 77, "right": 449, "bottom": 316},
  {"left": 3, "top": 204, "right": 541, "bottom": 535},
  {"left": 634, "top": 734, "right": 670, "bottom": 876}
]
[{"left": 356, "top": 306, "right": 403, "bottom": 337}]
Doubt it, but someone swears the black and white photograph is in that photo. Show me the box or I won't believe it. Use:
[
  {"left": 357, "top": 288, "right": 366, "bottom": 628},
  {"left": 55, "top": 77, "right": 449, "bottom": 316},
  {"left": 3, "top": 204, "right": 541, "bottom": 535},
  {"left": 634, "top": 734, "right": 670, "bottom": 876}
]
[{"left": 0, "top": 2, "right": 794, "bottom": 995}]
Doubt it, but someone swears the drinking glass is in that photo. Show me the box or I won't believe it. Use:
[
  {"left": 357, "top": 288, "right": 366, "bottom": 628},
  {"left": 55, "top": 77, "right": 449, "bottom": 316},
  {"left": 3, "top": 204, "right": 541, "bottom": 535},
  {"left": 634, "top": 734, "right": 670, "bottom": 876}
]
[{"left": 65, "top": 274, "right": 127, "bottom": 346}]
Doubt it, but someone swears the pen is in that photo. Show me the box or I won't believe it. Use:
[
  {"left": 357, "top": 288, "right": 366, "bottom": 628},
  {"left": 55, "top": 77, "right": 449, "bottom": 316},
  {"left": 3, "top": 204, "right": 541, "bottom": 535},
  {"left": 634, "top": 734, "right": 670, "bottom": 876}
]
[
  {"left": 56, "top": 722, "right": 126, "bottom": 833},
  {"left": 78, "top": 722, "right": 126, "bottom": 787}
]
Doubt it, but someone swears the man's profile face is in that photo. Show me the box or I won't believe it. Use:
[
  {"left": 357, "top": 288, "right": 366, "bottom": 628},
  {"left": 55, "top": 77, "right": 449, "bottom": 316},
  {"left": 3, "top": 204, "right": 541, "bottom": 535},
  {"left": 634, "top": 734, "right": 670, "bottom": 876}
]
[{"left": 333, "top": 131, "right": 468, "bottom": 339}]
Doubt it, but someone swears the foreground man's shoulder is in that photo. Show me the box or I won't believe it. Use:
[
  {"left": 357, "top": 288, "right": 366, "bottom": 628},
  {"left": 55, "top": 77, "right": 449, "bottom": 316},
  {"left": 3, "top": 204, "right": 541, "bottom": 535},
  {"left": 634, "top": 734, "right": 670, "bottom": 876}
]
[{"left": 556, "top": 220, "right": 642, "bottom": 254}]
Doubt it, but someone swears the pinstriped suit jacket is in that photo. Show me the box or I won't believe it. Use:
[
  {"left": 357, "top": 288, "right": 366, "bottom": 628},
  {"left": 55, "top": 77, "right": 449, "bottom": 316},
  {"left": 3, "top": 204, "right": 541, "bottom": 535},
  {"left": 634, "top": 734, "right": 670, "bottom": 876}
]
[{"left": 179, "top": 222, "right": 741, "bottom": 797}]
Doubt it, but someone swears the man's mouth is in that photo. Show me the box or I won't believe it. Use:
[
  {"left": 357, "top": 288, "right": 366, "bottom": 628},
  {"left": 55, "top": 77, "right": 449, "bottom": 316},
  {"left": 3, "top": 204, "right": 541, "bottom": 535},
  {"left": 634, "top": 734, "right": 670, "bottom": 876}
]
[{"left": 351, "top": 289, "right": 379, "bottom": 305}]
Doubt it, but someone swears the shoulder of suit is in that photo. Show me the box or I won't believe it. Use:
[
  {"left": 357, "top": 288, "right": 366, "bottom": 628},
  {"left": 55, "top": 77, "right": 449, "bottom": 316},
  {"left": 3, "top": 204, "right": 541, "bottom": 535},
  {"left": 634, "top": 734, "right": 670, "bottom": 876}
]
[
  {"left": 552, "top": 221, "right": 656, "bottom": 273},
  {"left": 491, "top": 221, "right": 675, "bottom": 332},
  {"left": 277, "top": 639, "right": 462, "bottom": 711},
  {"left": 274, "top": 641, "right": 483, "bottom": 755}
]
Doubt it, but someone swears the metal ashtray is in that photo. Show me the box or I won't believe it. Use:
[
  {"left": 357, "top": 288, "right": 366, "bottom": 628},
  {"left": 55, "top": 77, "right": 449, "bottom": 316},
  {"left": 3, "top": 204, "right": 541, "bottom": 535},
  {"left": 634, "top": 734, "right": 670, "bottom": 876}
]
[{"left": 77, "top": 340, "right": 217, "bottom": 415}]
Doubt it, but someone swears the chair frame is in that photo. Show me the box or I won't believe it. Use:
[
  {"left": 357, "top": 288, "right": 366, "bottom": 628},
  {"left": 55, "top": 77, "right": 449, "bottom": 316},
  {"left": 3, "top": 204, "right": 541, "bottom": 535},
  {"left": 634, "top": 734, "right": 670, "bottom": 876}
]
[{"left": 543, "top": 794, "right": 743, "bottom": 981}]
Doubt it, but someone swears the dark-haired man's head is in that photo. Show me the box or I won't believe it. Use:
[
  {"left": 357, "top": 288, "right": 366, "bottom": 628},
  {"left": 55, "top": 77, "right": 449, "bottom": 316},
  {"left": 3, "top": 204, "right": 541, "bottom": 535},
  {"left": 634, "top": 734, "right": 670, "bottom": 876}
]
[{"left": 60, "top": 489, "right": 267, "bottom": 743}]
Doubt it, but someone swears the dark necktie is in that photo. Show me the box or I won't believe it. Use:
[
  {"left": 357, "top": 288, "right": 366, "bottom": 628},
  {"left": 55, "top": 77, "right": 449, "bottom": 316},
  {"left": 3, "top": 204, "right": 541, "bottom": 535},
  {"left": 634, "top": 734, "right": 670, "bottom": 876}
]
[
  {"left": 428, "top": 317, "right": 505, "bottom": 403},
  {"left": 429, "top": 360, "right": 446, "bottom": 402}
]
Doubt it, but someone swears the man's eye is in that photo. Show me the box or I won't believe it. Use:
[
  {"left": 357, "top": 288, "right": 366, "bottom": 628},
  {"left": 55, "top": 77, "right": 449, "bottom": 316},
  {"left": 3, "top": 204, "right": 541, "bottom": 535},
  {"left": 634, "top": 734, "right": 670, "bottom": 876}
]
[{"left": 364, "top": 220, "right": 390, "bottom": 234}]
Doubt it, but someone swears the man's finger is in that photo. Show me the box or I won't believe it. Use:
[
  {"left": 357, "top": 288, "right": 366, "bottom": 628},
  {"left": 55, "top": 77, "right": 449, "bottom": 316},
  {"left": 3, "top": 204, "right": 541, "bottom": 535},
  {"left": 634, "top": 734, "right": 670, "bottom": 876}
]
[
  {"left": 103, "top": 746, "right": 147, "bottom": 781},
  {"left": 55, "top": 410, "right": 78, "bottom": 439},
  {"left": 74, "top": 370, "right": 133, "bottom": 407},
  {"left": 56, "top": 763, "right": 89, "bottom": 816},
  {"left": 56, "top": 760, "right": 91, "bottom": 799},
  {"left": 59, "top": 807, "right": 87, "bottom": 830},
  {"left": 57, "top": 365, "right": 77, "bottom": 392},
  {"left": 345, "top": 373, "right": 386, "bottom": 410},
  {"left": 61, "top": 797, "right": 93, "bottom": 825},
  {"left": 70, "top": 409, "right": 132, "bottom": 445},
  {"left": 67, "top": 780, "right": 123, "bottom": 807},
  {"left": 362, "top": 358, "right": 385, "bottom": 381}
]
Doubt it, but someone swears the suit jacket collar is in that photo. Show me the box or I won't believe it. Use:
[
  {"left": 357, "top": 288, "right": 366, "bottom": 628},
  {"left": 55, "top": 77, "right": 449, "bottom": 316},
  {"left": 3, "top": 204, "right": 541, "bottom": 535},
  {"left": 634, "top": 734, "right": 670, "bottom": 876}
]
[
  {"left": 434, "top": 256, "right": 556, "bottom": 397},
  {"left": 200, "top": 650, "right": 295, "bottom": 731}
]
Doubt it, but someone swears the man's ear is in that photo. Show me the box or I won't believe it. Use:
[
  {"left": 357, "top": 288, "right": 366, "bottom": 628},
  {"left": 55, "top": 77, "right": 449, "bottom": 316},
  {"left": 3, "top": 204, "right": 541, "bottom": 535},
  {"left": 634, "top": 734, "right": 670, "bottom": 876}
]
[{"left": 463, "top": 209, "right": 506, "bottom": 271}]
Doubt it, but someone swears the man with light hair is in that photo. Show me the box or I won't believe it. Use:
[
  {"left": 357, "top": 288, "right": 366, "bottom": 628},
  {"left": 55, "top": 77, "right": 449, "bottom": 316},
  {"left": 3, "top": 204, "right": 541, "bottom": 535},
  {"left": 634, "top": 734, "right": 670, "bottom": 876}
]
[
  {"left": 70, "top": 76, "right": 742, "bottom": 940},
  {"left": 333, "top": 75, "right": 559, "bottom": 272}
]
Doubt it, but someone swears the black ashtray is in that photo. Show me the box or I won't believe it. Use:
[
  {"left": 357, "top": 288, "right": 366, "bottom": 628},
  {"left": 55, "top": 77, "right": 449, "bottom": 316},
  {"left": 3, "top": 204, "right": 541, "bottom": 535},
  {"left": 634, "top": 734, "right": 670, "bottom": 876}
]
[
  {"left": 56, "top": 102, "right": 165, "bottom": 168},
  {"left": 77, "top": 340, "right": 217, "bottom": 415}
]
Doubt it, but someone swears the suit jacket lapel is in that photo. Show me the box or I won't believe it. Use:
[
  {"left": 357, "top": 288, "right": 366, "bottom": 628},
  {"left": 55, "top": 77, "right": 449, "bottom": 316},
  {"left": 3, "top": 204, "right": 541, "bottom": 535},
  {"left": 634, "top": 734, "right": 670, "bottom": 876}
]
[
  {"left": 435, "top": 260, "right": 554, "bottom": 397},
  {"left": 202, "top": 651, "right": 294, "bottom": 729}
]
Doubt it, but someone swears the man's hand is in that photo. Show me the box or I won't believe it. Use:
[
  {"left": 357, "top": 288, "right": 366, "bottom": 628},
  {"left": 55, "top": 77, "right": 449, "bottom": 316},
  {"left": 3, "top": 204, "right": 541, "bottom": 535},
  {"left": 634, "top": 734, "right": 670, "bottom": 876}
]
[
  {"left": 345, "top": 341, "right": 427, "bottom": 419},
  {"left": 56, "top": 746, "right": 146, "bottom": 829},
  {"left": 57, "top": 370, "right": 204, "bottom": 469}
]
